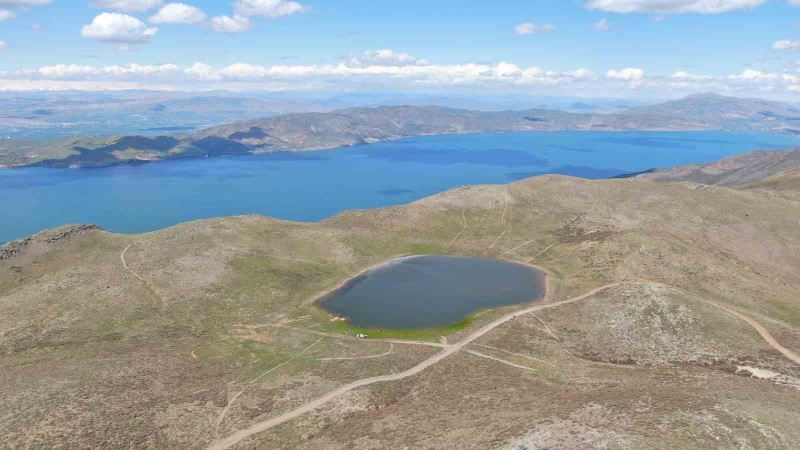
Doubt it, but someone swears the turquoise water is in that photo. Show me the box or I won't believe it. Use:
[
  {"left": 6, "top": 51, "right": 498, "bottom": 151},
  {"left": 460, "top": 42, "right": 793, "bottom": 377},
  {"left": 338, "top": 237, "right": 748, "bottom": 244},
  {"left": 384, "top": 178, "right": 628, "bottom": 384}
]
[
  {"left": 1, "top": 130, "right": 797, "bottom": 243},
  {"left": 320, "top": 255, "right": 546, "bottom": 329}
]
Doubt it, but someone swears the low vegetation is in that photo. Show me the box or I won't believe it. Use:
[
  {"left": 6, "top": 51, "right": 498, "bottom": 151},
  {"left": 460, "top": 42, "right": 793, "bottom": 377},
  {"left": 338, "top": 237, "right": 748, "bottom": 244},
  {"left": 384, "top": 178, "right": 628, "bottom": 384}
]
[{"left": 2, "top": 165, "right": 800, "bottom": 448}]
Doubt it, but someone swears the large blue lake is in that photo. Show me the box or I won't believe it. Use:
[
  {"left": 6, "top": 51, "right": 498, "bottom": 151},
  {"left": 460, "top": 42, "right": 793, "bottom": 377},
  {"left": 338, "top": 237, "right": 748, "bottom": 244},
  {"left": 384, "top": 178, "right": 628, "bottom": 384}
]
[{"left": 2, "top": 130, "right": 797, "bottom": 243}]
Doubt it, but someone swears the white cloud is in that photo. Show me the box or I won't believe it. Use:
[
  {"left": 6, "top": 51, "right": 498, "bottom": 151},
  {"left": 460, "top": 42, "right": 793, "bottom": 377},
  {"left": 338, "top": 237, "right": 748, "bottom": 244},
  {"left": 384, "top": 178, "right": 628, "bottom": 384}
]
[
  {"left": 81, "top": 13, "right": 158, "bottom": 44},
  {"left": 0, "top": 9, "right": 15, "bottom": 21},
  {"left": 728, "top": 68, "right": 778, "bottom": 82},
  {"left": 773, "top": 40, "right": 800, "bottom": 51},
  {"left": 211, "top": 14, "right": 251, "bottom": 33},
  {"left": 92, "top": 0, "right": 163, "bottom": 12},
  {"left": 567, "top": 68, "right": 596, "bottom": 79},
  {"left": 585, "top": 0, "right": 766, "bottom": 14},
  {"left": 102, "top": 63, "right": 180, "bottom": 77},
  {"left": 149, "top": 3, "right": 206, "bottom": 24},
  {"left": 346, "top": 49, "right": 429, "bottom": 67},
  {"left": 234, "top": 0, "right": 309, "bottom": 18},
  {"left": 12, "top": 57, "right": 800, "bottom": 96},
  {"left": 33, "top": 63, "right": 183, "bottom": 79},
  {"left": 514, "top": 22, "right": 556, "bottom": 35},
  {"left": 594, "top": 18, "right": 609, "bottom": 31},
  {"left": 607, "top": 67, "right": 645, "bottom": 80},
  {"left": 13, "top": 60, "right": 595, "bottom": 89},
  {"left": 0, "top": 41, "right": 6, "bottom": 51},
  {"left": 672, "top": 70, "right": 712, "bottom": 81},
  {"left": 185, "top": 62, "right": 221, "bottom": 80},
  {"left": 37, "top": 64, "right": 100, "bottom": 78}
]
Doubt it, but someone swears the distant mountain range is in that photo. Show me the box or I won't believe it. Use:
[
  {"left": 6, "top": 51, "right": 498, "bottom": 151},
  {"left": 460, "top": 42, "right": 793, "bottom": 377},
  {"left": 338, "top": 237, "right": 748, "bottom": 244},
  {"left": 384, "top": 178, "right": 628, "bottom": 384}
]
[
  {"left": 3, "top": 93, "right": 800, "bottom": 169},
  {"left": 0, "top": 92, "right": 323, "bottom": 140}
]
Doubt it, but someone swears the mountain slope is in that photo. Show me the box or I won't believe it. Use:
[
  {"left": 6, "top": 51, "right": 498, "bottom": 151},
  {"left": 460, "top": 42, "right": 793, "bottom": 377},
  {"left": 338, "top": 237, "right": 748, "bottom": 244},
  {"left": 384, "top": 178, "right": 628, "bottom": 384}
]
[
  {"left": 638, "top": 147, "right": 800, "bottom": 187},
  {"left": 193, "top": 105, "right": 591, "bottom": 150},
  {"left": 2, "top": 170, "right": 800, "bottom": 448},
  {"left": 621, "top": 92, "right": 800, "bottom": 130},
  {"left": 5, "top": 93, "right": 800, "bottom": 169},
  {"left": 745, "top": 168, "right": 800, "bottom": 191}
]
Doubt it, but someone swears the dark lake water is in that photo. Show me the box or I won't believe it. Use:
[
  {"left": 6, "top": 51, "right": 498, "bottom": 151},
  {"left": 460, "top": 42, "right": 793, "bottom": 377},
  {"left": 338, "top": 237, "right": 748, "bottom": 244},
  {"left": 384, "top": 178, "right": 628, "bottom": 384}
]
[
  {"left": 319, "top": 255, "right": 546, "bottom": 329},
  {"left": 1, "top": 130, "right": 798, "bottom": 243}
]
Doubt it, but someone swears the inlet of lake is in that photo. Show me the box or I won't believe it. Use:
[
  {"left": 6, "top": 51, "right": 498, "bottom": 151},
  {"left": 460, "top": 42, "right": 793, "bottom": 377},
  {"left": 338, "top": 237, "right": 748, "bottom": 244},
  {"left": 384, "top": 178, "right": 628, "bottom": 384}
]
[
  {"left": 1, "top": 130, "right": 798, "bottom": 243},
  {"left": 319, "top": 255, "right": 546, "bottom": 329}
]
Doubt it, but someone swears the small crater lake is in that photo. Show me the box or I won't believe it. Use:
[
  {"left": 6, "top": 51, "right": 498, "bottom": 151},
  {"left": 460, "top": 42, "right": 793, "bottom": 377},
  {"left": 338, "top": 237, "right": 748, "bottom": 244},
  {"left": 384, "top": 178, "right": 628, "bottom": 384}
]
[{"left": 319, "top": 255, "right": 546, "bottom": 329}]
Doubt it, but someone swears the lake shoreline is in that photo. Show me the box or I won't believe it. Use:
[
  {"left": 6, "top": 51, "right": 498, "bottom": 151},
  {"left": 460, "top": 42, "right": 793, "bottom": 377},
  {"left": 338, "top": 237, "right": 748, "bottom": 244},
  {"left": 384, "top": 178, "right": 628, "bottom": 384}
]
[
  {"left": 3, "top": 130, "right": 797, "bottom": 244},
  {"left": 316, "top": 254, "right": 548, "bottom": 330}
]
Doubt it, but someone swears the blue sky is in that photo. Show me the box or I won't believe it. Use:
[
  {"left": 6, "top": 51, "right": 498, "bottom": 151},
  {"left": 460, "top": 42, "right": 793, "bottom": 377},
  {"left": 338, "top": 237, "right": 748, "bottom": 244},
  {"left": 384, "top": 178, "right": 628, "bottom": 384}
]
[{"left": 2, "top": 0, "right": 800, "bottom": 98}]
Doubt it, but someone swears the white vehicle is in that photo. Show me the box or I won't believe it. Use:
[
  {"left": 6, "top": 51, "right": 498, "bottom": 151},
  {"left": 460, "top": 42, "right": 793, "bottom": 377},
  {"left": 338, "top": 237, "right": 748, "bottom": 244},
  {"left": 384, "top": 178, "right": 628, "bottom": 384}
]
[{"left": 356, "top": 333, "right": 368, "bottom": 339}]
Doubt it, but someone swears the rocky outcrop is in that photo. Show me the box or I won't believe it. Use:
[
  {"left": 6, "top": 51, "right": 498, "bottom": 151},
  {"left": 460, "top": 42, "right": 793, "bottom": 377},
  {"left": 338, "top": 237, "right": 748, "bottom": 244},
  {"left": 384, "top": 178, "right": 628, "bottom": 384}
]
[
  {"left": 0, "top": 224, "right": 101, "bottom": 260},
  {"left": 41, "top": 224, "right": 101, "bottom": 244},
  {"left": 0, "top": 238, "right": 31, "bottom": 260}
]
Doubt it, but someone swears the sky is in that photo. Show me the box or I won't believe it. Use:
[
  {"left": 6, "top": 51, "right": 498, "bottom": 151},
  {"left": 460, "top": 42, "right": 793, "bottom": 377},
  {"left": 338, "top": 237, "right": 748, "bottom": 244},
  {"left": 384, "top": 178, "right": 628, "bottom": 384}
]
[{"left": 2, "top": 0, "right": 800, "bottom": 99}]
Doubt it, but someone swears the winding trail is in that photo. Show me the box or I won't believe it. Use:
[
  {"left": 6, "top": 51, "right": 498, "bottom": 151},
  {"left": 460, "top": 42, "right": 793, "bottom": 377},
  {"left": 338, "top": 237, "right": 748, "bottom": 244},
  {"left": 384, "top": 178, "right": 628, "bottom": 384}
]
[
  {"left": 447, "top": 206, "right": 470, "bottom": 249},
  {"left": 472, "top": 343, "right": 556, "bottom": 369},
  {"left": 698, "top": 298, "right": 800, "bottom": 366},
  {"left": 217, "top": 243, "right": 331, "bottom": 268},
  {"left": 120, "top": 243, "right": 166, "bottom": 308},
  {"left": 466, "top": 350, "right": 539, "bottom": 372},
  {"left": 500, "top": 239, "right": 536, "bottom": 257},
  {"left": 215, "top": 337, "right": 324, "bottom": 427},
  {"left": 525, "top": 243, "right": 555, "bottom": 264},
  {"left": 208, "top": 282, "right": 622, "bottom": 450},
  {"left": 319, "top": 343, "right": 395, "bottom": 361},
  {"left": 484, "top": 202, "right": 511, "bottom": 256}
]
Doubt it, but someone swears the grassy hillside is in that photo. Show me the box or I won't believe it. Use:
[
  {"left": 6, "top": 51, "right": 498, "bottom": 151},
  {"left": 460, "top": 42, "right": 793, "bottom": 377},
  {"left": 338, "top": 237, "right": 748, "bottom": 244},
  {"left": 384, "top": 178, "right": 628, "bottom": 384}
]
[
  {"left": 639, "top": 147, "right": 800, "bottom": 188},
  {"left": 2, "top": 174, "right": 800, "bottom": 448}
]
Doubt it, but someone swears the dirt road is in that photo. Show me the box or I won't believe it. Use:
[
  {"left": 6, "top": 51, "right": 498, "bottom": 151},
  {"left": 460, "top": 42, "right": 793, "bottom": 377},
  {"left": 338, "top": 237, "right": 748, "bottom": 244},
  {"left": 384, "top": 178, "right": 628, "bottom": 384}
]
[
  {"left": 208, "top": 282, "right": 622, "bottom": 450},
  {"left": 700, "top": 298, "right": 800, "bottom": 365}
]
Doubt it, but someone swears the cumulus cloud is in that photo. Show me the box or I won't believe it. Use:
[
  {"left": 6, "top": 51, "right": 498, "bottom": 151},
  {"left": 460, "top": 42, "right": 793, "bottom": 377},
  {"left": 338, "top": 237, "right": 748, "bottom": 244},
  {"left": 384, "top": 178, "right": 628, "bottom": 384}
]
[
  {"left": 10, "top": 59, "right": 598, "bottom": 91},
  {"left": 607, "top": 67, "right": 645, "bottom": 80},
  {"left": 33, "top": 63, "right": 183, "bottom": 79},
  {"left": 585, "top": 0, "right": 766, "bottom": 14},
  {"left": 92, "top": 0, "right": 163, "bottom": 12},
  {"left": 185, "top": 62, "right": 221, "bottom": 80},
  {"left": 728, "top": 68, "right": 778, "bottom": 82},
  {"left": 514, "top": 22, "right": 556, "bottom": 35},
  {"left": 0, "top": 9, "right": 15, "bottom": 20},
  {"left": 234, "top": 0, "right": 309, "bottom": 18},
  {"left": 81, "top": 12, "right": 158, "bottom": 43},
  {"left": 345, "top": 49, "right": 429, "bottom": 67},
  {"left": 773, "top": 40, "right": 800, "bottom": 51},
  {"left": 10, "top": 54, "right": 800, "bottom": 96},
  {"left": 211, "top": 14, "right": 251, "bottom": 33},
  {"left": 672, "top": 70, "right": 712, "bottom": 81},
  {"left": 149, "top": 3, "right": 206, "bottom": 24},
  {"left": 37, "top": 64, "right": 99, "bottom": 78}
]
